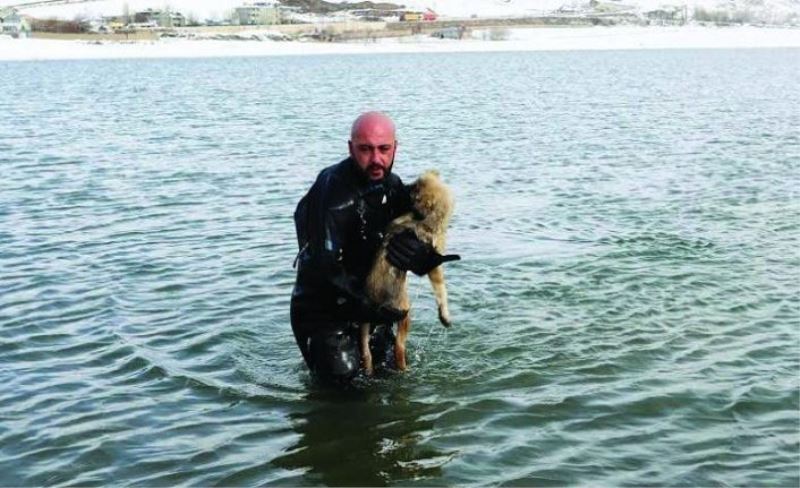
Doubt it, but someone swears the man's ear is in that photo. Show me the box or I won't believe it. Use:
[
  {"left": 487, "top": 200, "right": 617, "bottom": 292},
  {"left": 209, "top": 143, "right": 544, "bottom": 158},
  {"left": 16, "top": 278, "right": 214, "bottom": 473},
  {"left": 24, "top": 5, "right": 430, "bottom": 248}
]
[{"left": 348, "top": 140, "right": 354, "bottom": 157}]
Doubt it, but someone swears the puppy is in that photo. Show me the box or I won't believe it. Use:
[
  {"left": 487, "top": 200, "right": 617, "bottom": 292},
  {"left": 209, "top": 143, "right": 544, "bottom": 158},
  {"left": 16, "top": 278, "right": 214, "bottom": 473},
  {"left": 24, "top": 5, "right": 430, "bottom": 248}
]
[{"left": 360, "top": 170, "right": 455, "bottom": 374}]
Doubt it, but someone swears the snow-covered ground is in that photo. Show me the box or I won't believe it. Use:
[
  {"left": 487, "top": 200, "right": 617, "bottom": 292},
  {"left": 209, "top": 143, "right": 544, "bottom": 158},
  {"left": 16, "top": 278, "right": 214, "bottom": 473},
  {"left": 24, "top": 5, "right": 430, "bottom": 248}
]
[
  {"left": 1, "top": 0, "right": 799, "bottom": 22},
  {"left": 2, "top": 0, "right": 798, "bottom": 61},
  {"left": 375, "top": 0, "right": 800, "bottom": 19},
  {"left": 2, "top": 25, "right": 799, "bottom": 61},
  {"left": 0, "top": 0, "right": 244, "bottom": 22}
]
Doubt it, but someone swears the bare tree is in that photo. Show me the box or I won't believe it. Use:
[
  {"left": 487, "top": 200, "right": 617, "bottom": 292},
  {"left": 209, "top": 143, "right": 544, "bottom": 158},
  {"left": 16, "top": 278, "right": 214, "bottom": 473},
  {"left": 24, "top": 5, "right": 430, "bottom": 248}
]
[{"left": 186, "top": 12, "right": 201, "bottom": 27}]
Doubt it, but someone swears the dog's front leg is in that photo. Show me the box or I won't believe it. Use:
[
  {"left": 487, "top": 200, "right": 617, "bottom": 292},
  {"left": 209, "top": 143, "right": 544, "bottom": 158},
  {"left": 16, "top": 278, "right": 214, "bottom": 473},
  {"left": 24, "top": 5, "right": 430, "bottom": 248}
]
[
  {"left": 428, "top": 266, "right": 451, "bottom": 327},
  {"left": 360, "top": 323, "right": 373, "bottom": 375},
  {"left": 394, "top": 314, "right": 411, "bottom": 371}
]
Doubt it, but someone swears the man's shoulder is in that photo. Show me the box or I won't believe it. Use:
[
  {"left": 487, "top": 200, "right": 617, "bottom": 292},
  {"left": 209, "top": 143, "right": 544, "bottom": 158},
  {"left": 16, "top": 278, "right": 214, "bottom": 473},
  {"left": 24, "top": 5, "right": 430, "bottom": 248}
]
[
  {"left": 307, "top": 158, "right": 356, "bottom": 206},
  {"left": 316, "top": 158, "right": 351, "bottom": 183}
]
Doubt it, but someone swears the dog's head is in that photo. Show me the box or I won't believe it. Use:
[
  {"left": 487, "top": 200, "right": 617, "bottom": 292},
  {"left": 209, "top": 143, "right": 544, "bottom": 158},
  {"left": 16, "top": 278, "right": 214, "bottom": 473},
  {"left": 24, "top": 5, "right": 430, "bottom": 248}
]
[{"left": 409, "top": 170, "right": 454, "bottom": 225}]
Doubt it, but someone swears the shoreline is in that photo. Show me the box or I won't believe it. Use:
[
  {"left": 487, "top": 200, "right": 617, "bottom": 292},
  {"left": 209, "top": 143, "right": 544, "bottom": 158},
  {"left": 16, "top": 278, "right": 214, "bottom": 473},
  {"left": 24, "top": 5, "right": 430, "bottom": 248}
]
[{"left": 2, "top": 25, "right": 800, "bottom": 62}]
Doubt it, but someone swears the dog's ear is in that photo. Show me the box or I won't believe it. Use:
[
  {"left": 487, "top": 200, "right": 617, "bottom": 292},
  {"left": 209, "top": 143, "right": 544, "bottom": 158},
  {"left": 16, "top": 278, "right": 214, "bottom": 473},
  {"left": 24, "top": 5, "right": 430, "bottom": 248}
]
[{"left": 425, "top": 169, "right": 440, "bottom": 178}]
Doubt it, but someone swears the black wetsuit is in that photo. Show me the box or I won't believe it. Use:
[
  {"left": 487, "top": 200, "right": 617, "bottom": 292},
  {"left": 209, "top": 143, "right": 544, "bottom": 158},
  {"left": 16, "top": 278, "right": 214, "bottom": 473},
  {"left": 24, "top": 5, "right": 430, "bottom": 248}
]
[{"left": 291, "top": 157, "right": 412, "bottom": 380}]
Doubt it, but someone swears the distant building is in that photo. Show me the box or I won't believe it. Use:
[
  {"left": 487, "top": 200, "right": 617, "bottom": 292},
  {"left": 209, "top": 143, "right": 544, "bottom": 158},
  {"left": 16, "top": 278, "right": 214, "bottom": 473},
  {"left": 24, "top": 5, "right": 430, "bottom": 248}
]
[
  {"left": 105, "top": 19, "right": 126, "bottom": 31},
  {"left": 133, "top": 8, "right": 186, "bottom": 28},
  {"left": 645, "top": 6, "right": 686, "bottom": 25},
  {"left": 162, "top": 11, "right": 186, "bottom": 28},
  {"left": 399, "top": 10, "right": 437, "bottom": 22},
  {"left": 350, "top": 8, "right": 401, "bottom": 21},
  {"left": 0, "top": 8, "right": 31, "bottom": 38},
  {"left": 400, "top": 12, "right": 423, "bottom": 22},
  {"left": 233, "top": 2, "right": 281, "bottom": 25}
]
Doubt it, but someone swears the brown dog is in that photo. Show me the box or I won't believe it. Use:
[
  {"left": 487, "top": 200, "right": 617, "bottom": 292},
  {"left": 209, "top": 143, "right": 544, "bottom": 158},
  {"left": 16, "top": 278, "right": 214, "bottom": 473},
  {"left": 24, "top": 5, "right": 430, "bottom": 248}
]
[{"left": 360, "top": 170, "right": 455, "bottom": 374}]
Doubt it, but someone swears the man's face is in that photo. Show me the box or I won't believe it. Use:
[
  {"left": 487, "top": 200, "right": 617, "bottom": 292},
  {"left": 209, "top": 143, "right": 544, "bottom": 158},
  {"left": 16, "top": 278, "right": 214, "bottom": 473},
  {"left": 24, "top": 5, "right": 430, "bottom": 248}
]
[{"left": 349, "top": 121, "right": 397, "bottom": 182}]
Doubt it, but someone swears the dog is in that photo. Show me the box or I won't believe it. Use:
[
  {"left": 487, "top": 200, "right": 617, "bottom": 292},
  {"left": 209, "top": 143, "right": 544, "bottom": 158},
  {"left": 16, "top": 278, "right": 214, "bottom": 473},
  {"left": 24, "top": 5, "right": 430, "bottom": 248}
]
[{"left": 360, "top": 170, "right": 455, "bottom": 375}]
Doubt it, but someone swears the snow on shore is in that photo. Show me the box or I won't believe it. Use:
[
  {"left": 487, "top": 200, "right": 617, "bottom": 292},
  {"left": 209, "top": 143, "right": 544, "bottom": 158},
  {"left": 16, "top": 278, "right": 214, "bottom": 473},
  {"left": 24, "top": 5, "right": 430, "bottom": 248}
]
[
  {"left": 1, "top": 25, "right": 799, "bottom": 62},
  {"left": 3, "top": 0, "right": 799, "bottom": 21}
]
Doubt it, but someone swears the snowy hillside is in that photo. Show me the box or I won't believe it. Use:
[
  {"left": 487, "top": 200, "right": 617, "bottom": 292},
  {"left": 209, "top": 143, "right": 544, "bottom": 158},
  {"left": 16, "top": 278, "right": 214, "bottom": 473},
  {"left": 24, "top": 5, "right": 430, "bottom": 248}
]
[
  {"left": 2, "top": 0, "right": 798, "bottom": 22},
  {"left": 372, "top": 0, "right": 800, "bottom": 19}
]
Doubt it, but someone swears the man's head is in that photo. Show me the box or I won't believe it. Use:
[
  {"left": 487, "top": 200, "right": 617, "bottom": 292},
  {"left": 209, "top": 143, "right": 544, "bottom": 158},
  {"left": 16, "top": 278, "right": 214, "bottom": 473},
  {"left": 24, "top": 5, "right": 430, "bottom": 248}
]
[{"left": 349, "top": 111, "right": 397, "bottom": 182}]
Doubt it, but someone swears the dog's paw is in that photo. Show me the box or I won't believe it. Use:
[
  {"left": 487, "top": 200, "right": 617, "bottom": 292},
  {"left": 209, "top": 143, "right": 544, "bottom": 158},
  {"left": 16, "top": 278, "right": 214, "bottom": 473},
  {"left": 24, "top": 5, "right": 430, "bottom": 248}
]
[
  {"left": 394, "top": 348, "right": 408, "bottom": 371},
  {"left": 438, "top": 309, "right": 451, "bottom": 328},
  {"left": 363, "top": 358, "right": 374, "bottom": 376},
  {"left": 362, "top": 351, "right": 374, "bottom": 376}
]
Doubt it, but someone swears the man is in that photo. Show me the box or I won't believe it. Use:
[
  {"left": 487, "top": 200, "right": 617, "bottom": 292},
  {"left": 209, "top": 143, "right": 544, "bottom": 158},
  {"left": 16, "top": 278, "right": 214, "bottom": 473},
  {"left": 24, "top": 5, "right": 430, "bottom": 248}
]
[{"left": 291, "top": 112, "right": 458, "bottom": 382}]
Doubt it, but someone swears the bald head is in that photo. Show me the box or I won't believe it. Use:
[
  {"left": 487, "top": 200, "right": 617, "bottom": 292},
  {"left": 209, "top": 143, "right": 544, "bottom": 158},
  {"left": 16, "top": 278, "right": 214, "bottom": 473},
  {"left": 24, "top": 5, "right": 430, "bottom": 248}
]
[
  {"left": 350, "top": 111, "right": 396, "bottom": 141},
  {"left": 348, "top": 112, "right": 398, "bottom": 181}
]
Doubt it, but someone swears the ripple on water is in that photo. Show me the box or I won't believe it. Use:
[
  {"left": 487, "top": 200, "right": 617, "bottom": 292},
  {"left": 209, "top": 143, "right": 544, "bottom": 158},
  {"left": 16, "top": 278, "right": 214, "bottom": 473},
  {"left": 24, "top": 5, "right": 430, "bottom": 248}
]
[{"left": 1, "top": 50, "right": 799, "bottom": 487}]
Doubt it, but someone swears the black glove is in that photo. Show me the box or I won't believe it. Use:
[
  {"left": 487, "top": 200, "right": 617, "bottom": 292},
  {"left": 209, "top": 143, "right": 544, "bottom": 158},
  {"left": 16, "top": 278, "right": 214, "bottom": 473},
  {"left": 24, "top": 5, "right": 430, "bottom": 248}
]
[{"left": 387, "top": 230, "right": 461, "bottom": 276}]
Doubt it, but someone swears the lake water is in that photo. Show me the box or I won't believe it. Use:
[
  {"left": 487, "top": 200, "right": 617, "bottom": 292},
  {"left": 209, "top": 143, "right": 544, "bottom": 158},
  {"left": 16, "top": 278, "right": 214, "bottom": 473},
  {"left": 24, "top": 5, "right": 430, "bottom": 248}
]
[{"left": 1, "top": 48, "right": 799, "bottom": 486}]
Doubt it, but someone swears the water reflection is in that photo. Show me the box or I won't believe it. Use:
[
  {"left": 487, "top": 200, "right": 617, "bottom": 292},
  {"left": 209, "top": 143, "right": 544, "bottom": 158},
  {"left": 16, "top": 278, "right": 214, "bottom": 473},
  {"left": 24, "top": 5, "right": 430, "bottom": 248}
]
[{"left": 271, "top": 385, "right": 452, "bottom": 486}]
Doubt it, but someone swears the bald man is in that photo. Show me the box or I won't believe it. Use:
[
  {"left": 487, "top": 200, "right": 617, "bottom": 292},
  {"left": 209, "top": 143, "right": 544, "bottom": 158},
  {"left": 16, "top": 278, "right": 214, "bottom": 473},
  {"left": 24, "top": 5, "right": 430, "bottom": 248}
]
[{"left": 291, "top": 112, "right": 451, "bottom": 382}]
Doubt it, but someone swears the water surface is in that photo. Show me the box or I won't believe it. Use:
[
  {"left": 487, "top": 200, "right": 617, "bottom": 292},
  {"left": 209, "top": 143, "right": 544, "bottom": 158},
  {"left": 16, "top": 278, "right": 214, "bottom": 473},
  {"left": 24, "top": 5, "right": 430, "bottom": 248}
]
[{"left": 1, "top": 48, "right": 799, "bottom": 486}]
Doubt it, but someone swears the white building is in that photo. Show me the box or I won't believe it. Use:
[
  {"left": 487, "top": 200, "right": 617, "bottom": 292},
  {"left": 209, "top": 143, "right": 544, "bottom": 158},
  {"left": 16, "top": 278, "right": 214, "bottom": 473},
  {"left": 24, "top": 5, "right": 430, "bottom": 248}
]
[
  {"left": 233, "top": 2, "right": 282, "bottom": 25},
  {"left": 0, "top": 8, "right": 31, "bottom": 38}
]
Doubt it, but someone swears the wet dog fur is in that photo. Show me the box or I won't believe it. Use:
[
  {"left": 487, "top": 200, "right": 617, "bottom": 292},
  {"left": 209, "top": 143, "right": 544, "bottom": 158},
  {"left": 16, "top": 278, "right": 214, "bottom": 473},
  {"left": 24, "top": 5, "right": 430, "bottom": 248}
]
[{"left": 360, "top": 170, "right": 455, "bottom": 374}]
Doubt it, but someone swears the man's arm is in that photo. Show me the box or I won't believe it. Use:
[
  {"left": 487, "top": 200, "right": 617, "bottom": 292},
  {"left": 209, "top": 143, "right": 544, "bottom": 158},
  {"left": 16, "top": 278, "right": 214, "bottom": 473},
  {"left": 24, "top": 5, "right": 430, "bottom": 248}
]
[
  {"left": 385, "top": 176, "right": 461, "bottom": 276},
  {"left": 310, "top": 173, "right": 405, "bottom": 323}
]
